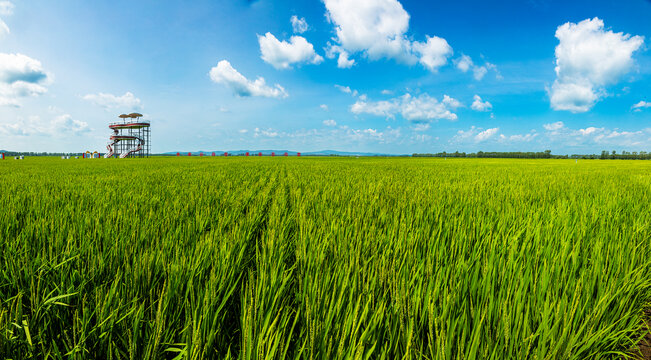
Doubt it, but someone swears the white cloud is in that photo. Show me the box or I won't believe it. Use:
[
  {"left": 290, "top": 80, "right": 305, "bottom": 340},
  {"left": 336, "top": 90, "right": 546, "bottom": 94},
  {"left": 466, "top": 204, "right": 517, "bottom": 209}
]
[
  {"left": 381, "top": 89, "right": 393, "bottom": 95},
  {"left": 0, "top": 1, "right": 13, "bottom": 16},
  {"left": 351, "top": 93, "right": 460, "bottom": 122},
  {"left": 412, "top": 123, "right": 430, "bottom": 131},
  {"left": 239, "top": 124, "right": 417, "bottom": 147},
  {"left": 454, "top": 55, "right": 473, "bottom": 72},
  {"left": 0, "top": 53, "right": 49, "bottom": 85},
  {"left": 412, "top": 36, "right": 453, "bottom": 72},
  {"left": 290, "top": 15, "right": 308, "bottom": 34},
  {"left": 254, "top": 127, "right": 279, "bottom": 138},
  {"left": 323, "top": 0, "right": 452, "bottom": 71},
  {"left": 320, "top": 104, "right": 328, "bottom": 111},
  {"left": 0, "top": 19, "right": 9, "bottom": 39},
  {"left": 351, "top": 99, "right": 397, "bottom": 118},
  {"left": 451, "top": 126, "right": 500, "bottom": 143},
  {"left": 335, "top": 84, "right": 352, "bottom": 93},
  {"left": 258, "top": 32, "right": 323, "bottom": 69},
  {"left": 323, "top": 119, "right": 337, "bottom": 126},
  {"left": 209, "top": 60, "right": 288, "bottom": 99},
  {"left": 543, "top": 121, "right": 565, "bottom": 131},
  {"left": 324, "top": 0, "right": 411, "bottom": 60},
  {"left": 475, "top": 127, "right": 499, "bottom": 142},
  {"left": 335, "top": 84, "right": 357, "bottom": 96},
  {"left": 336, "top": 51, "right": 355, "bottom": 68},
  {"left": 0, "top": 53, "right": 51, "bottom": 107},
  {"left": 501, "top": 132, "right": 538, "bottom": 142},
  {"left": 326, "top": 45, "right": 356, "bottom": 68},
  {"left": 239, "top": 129, "right": 248, "bottom": 134},
  {"left": 0, "top": 113, "right": 89, "bottom": 137},
  {"left": 471, "top": 95, "right": 492, "bottom": 111},
  {"left": 549, "top": 82, "right": 599, "bottom": 113},
  {"left": 0, "top": 117, "right": 44, "bottom": 136},
  {"left": 83, "top": 91, "right": 142, "bottom": 110},
  {"left": 550, "top": 17, "right": 644, "bottom": 112},
  {"left": 453, "top": 54, "right": 497, "bottom": 81},
  {"left": 0, "top": 2, "right": 13, "bottom": 40},
  {"left": 52, "top": 114, "right": 90, "bottom": 135},
  {"left": 473, "top": 66, "right": 488, "bottom": 81},
  {"left": 578, "top": 126, "right": 600, "bottom": 136},
  {"left": 543, "top": 122, "right": 651, "bottom": 147},
  {"left": 632, "top": 101, "right": 651, "bottom": 111}
]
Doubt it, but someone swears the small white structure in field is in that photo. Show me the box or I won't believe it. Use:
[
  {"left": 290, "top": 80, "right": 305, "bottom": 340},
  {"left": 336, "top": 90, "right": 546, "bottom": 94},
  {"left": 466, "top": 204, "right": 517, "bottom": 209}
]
[{"left": 19, "top": 156, "right": 24, "bottom": 160}]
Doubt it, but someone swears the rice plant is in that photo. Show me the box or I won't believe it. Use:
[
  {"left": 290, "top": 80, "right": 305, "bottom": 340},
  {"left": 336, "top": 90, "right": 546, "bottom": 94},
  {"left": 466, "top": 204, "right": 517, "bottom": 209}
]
[{"left": 1, "top": 157, "right": 650, "bottom": 359}]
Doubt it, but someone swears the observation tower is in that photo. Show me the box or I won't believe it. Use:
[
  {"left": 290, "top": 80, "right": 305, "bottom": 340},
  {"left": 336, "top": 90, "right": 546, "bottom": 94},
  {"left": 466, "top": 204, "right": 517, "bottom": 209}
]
[{"left": 104, "top": 113, "right": 151, "bottom": 158}]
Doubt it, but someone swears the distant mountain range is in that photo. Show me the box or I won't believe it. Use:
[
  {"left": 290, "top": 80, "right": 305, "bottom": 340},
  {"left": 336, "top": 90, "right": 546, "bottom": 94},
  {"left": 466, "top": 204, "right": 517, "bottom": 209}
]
[{"left": 162, "top": 150, "right": 406, "bottom": 157}]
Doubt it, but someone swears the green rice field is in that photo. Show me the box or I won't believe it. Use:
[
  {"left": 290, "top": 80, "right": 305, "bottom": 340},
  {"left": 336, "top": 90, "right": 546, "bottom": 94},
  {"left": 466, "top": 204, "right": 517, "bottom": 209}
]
[{"left": 1, "top": 157, "right": 650, "bottom": 359}]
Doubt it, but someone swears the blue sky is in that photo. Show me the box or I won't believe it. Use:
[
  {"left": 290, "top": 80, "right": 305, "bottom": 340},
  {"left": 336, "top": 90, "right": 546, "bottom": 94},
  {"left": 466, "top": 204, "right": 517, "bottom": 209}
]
[{"left": 0, "top": 0, "right": 650, "bottom": 154}]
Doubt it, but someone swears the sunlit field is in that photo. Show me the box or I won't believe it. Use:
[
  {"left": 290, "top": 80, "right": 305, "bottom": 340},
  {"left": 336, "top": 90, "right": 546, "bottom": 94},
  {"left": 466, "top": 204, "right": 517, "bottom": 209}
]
[{"left": 1, "top": 157, "right": 650, "bottom": 359}]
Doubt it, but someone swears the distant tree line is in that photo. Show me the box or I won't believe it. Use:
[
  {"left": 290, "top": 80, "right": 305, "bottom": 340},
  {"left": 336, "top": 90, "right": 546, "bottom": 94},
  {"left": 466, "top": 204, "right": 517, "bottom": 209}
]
[
  {"left": 413, "top": 150, "right": 651, "bottom": 160},
  {"left": 596, "top": 150, "right": 651, "bottom": 160},
  {"left": 0, "top": 151, "right": 80, "bottom": 157},
  {"left": 4, "top": 150, "right": 651, "bottom": 159},
  {"left": 413, "top": 150, "right": 568, "bottom": 159}
]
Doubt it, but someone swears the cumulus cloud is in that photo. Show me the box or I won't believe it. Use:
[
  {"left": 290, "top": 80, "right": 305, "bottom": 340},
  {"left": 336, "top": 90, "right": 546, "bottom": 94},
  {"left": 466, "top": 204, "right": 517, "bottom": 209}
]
[
  {"left": 499, "top": 132, "right": 538, "bottom": 142},
  {"left": 245, "top": 125, "right": 403, "bottom": 146},
  {"left": 632, "top": 101, "right": 651, "bottom": 111},
  {"left": 451, "top": 126, "right": 500, "bottom": 143},
  {"left": 351, "top": 98, "right": 397, "bottom": 118},
  {"left": 320, "top": 104, "right": 328, "bottom": 111},
  {"left": 254, "top": 127, "right": 279, "bottom": 138},
  {"left": 0, "top": 1, "right": 13, "bottom": 39},
  {"left": 412, "top": 36, "right": 453, "bottom": 72},
  {"left": 335, "top": 84, "right": 358, "bottom": 96},
  {"left": 543, "top": 121, "right": 564, "bottom": 131},
  {"left": 0, "top": 113, "right": 89, "bottom": 137},
  {"left": 258, "top": 32, "right": 323, "bottom": 69},
  {"left": 475, "top": 127, "right": 499, "bottom": 142},
  {"left": 209, "top": 60, "right": 288, "bottom": 99},
  {"left": 83, "top": 91, "right": 142, "bottom": 110},
  {"left": 453, "top": 54, "right": 497, "bottom": 80},
  {"left": 473, "top": 66, "right": 488, "bottom": 81},
  {"left": 336, "top": 50, "right": 355, "bottom": 68},
  {"left": 550, "top": 17, "right": 644, "bottom": 112},
  {"left": 0, "top": 53, "right": 49, "bottom": 84},
  {"left": 323, "top": 119, "right": 337, "bottom": 126},
  {"left": 0, "top": 19, "right": 8, "bottom": 39},
  {"left": 471, "top": 95, "right": 492, "bottom": 111},
  {"left": 335, "top": 84, "right": 351, "bottom": 93},
  {"left": 0, "top": 1, "right": 13, "bottom": 16},
  {"left": 290, "top": 15, "right": 308, "bottom": 34},
  {"left": 52, "top": 114, "right": 90, "bottom": 135},
  {"left": 412, "top": 123, "right": 430, "bottom": 132},
  {"left": 351, "top": 93, "right": 460, "bottom": 122},
  {"left": 454, "top": 55, "right": 473, "bottom": 72},
  {"left": 324, "top": 0, "right": 411, "bottom": 60},
  {"left": 543, "top": 121, "right": 651, "bottom": 147},
  {"left": 323, "top": 0, "right": 452, "bottom": 71},
  {"left": 0, "top": 53, "right": 51, "bottom": 107},
  {"left": 0, "top": 117, "right": 44, "bottom": 136},
  {"left": 326, "top": 45, "right": 356, "bottom": 68}
]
